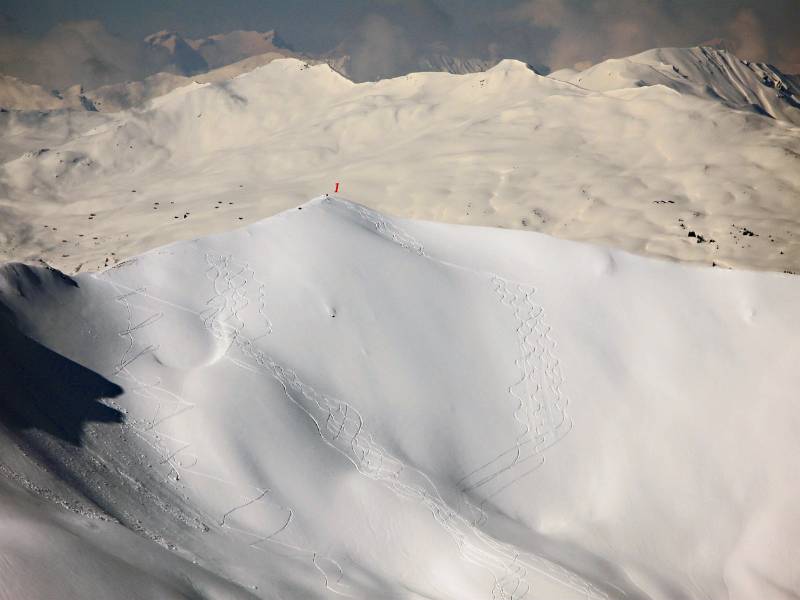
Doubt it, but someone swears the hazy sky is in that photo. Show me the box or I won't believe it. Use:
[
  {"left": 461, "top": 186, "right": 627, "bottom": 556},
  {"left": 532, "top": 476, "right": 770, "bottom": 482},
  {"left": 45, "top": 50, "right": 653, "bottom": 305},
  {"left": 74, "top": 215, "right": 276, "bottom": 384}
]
[{"left": 1, "top": 0, "right": 798, "bottom": 88}]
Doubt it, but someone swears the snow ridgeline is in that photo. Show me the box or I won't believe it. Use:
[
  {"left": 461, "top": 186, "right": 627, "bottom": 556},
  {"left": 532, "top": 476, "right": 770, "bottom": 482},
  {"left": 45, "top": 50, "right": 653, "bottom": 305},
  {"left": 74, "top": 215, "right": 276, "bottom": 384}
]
[
  {"left": 2, "top": 44, "right": 797, "bottom": 120},
  {"left": 1, "top": 197, "right": 799, "bottom": 599}
]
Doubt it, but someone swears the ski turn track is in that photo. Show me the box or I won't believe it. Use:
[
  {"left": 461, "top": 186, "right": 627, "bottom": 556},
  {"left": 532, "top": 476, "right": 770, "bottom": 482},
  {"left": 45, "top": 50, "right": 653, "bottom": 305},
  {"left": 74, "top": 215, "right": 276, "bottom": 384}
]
[
  {"left": 102, "top": 266, "right": 351, "bottom": 597},
  {"left": 458, "top": 277, "right": 572, "bottom": 508},
  {"left": 198, "top": 240, "right": 607, "bottom": 600},
  {"left": 318, "top": 200, "right": 599, "bottom": 598}
]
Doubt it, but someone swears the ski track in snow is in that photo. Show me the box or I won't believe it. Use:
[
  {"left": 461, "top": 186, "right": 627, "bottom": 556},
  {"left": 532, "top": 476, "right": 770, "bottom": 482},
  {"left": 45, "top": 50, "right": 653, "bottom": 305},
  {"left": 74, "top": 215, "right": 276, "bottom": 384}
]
[
  {"left": 94, "top": 206, "right": 606, "bottom": 599},
  {"left": 106, "top": 281, "right": 309, "bottom": 584},
  {"left": 103, "top": 258, "right": 352, "bottom": 598},
  {"left": 340, "top": 199, "right": 426, "bottom": 256},
  {"left": 458, "top": 277, "right": 572, "bottom": 513},
  {"left": 337, "top": 198, "right": 573, "bottom": 507}
]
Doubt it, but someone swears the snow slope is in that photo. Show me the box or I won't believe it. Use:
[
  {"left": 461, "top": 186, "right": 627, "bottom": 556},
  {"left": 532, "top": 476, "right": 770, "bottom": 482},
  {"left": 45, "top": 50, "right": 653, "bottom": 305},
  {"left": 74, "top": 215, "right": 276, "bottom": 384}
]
[
  {"left": 0, "top": 478, "right": 255, "bottom": 600},
  {"left": 1, "top": 55, "right": 798, "bottom": 276},
  {"left": 0, "top": 109, "right": 109, "bottom": 163},
  {"left": 551, "top": 47, "right": 800, "bottom": 126},
  {"left": 1, "top": 197, "right": 798, "bottom": 599}
]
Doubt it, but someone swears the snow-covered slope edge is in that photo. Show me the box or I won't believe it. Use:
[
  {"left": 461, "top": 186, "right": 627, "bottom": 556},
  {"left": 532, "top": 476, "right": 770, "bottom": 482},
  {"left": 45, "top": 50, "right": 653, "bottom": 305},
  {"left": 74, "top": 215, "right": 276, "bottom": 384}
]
[
  {"left": 0, "top": 478, "right": 255, "bottom": 599},
  {"left": 1, "top": 197, "right": 798, "bottom": 599}
]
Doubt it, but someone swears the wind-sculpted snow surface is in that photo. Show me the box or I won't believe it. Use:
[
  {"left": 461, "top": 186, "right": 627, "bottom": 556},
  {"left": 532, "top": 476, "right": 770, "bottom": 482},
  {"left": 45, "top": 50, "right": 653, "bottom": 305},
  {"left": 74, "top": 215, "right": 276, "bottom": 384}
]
[
  {"left": 1, "top": 52, "right": 799, "bottom": 276},
  {"left": 1, "top": 197, "right": 799, "bottom": 599}
]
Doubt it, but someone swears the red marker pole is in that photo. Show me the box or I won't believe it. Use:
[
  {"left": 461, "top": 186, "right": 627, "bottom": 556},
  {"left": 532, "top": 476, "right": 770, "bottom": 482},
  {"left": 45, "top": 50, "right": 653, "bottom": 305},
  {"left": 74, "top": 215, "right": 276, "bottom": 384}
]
[{"left": 334, "top": 182, "right": 340, "bottom": 193}]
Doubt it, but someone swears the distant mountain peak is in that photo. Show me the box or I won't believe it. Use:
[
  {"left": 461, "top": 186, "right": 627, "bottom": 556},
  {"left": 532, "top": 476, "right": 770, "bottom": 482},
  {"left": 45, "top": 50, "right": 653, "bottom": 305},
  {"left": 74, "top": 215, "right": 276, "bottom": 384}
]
[
  {"left": 144, "top": 30, "right": 182, "bottom": 50},
  {"left": 185, "top": 29, "right": 297, "bottom": 69},
  {"left": 144, "top": 30, "right": 208, "bottom": 76},
  {"left": 264, "top": 29, "right": 292, "bottom": 51},
  {"left": 700, "top": 38, "right": 738, "bottom": 54}
]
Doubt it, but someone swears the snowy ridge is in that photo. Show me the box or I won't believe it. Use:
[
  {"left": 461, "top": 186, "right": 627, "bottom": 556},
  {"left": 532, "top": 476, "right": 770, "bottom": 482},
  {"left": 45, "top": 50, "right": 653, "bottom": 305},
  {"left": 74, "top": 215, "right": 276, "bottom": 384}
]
[{"left": 1, "top": 197, "right": 799, "bottom": 599}]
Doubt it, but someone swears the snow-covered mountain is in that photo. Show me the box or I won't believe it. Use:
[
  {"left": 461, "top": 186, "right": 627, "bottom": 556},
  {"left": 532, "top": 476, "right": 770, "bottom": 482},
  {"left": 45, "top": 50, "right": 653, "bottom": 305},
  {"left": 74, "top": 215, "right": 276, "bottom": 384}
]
[
  {"left": 0, "top": 28, "right": 302, "bottom": 112},
  {"left": 322, "top": 35, "right": 501, "bottom": 81},
  {"left": 188, "top": 29, "right": 296, "bottom": 69},
  {"left": 0, "top": 76, "right": 98, "bottom": 112},
  {"left": 551, "top": 46, "right": 800, "bottom": 126},
  {"left": 143, "top": 30, "right": 210, "bottom": 76},
  {"left": 1, "top": 197, "right": 798, "bottom": 599},
  {"left": 84, "top": 51, "right": 310, "bottom": 113},
  {"left": 1, "top": 55, "right": 798, "bottom": 276},
  {"left": 143, "top": 29, "right": 299, "bottom": 76},
  {"left": 0, "top": 75, "right": 69, "bottom": 111},
  {"left": 328, "top": 50, "right": 499, "bottom": 80}
]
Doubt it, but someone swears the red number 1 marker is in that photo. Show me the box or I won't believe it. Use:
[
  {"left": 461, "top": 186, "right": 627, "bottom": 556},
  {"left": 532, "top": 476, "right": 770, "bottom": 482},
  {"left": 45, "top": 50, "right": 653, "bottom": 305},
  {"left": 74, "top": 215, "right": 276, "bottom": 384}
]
[{"left": 334, "top": 182, "right": 340, "bottom": 193}]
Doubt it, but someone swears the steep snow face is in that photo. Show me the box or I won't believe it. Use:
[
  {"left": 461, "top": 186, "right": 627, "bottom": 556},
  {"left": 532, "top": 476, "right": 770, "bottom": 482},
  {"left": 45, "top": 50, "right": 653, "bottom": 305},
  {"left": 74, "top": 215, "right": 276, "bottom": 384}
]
[
  {"left": 1, "top": 198, "right": 799, "bottom": 599},
  {"left": 416, "top": 54, "right": 499, "bottom": 75},
  {"left": 1, "top": 57, "right": 798, "bottom": 275},
  {"left": 552, "top": 47, "right": 800, "bottom": 126}
]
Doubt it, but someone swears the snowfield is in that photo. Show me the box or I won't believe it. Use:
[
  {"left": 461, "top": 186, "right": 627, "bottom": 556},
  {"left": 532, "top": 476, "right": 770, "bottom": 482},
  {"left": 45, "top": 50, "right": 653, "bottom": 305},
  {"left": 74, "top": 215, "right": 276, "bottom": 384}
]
[
  {"left": 1, "top": 50, "right": 799, "bottom": 277},
  {"left": 1, "top": 197, "right": 799, "bottom": 599}
]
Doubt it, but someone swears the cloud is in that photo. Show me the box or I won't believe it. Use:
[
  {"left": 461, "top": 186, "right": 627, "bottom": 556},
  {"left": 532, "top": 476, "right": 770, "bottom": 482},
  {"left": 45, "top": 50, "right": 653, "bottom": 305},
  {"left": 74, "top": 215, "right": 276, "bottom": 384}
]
[
  {"left": 345, "top": 14, "right": 417, "bottom": 81},
  {"left": 779, "top": 46, "right": 800, "bottom": 74},
  {"left": 506, "top": 0, "right": 689, "bottom": 70},
  {"left": 502, "top": 0, "right": 799, "bottom": 72},
  {"left": 341, "top": 0, "right": 461, "bottom": 81},
  {"left": 0, "top": 20, "right": 164, "bottom": 90},
  {"left": 511, "top": 0, "right": 569, "bottom": 28},
  {"left": 0, "top": 1, "right": 797, "bottom": 91},
  {"left": 724, "top": 9, "right": 767, "bottom": 62}
]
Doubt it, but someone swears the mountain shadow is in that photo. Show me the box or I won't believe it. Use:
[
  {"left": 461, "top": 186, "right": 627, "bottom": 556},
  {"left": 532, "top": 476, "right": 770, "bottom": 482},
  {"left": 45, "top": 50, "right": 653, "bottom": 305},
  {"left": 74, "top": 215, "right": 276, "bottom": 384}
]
[{"left": 0, "top": 307, "right": 124, "bottom": 446}]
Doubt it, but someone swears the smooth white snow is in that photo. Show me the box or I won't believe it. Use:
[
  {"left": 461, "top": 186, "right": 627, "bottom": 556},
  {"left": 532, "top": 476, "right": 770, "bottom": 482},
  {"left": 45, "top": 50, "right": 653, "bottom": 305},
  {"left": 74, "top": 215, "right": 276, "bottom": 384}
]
[{"left": 1, "top": 197, "right": 798, "bottom": 599}]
